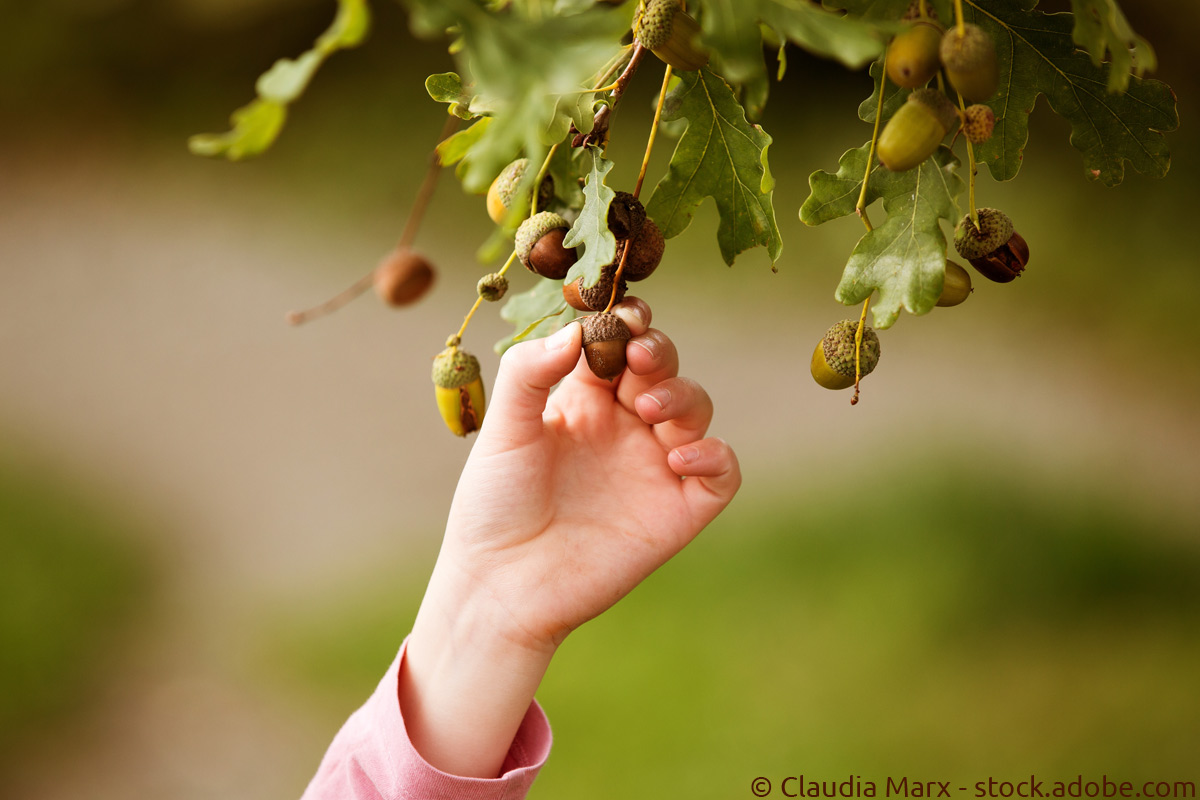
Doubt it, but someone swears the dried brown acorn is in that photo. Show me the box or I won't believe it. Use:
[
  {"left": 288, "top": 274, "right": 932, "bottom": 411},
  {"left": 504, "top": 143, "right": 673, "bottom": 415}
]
[
  {"left": 953, "top": 208, "right": 1030, "bottom": 283},
  {"left": 581, "top": 314, "right": 631, "bottom": 381},
  {"left": 374, "top": 249, "right": 435, "bottom": 307}
]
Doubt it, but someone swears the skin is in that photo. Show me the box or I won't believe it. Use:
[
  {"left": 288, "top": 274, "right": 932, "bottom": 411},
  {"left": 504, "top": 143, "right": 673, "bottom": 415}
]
[{"left": 398, "top": 297, "right": 741, "bottom": 779}]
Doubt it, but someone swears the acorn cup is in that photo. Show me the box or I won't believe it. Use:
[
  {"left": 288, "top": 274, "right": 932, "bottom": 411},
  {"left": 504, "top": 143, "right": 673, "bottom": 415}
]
[
  {"left": 432, "top": 344, "right": 486, "bottom": 437},
  {"left": 936, "top": 260, "right": 973, "bottom": 307},
  {"left": 961, "top": 104, "right": 996, "bottom": 145},
  {"left": 811, "top": 320, "right": 881, "bottom": 391},
  {"left": 477, "top": 272, "right": 508, "bottom": 302},
  {"left": 581, "top": 314, "right": 631, "bottom": 381},
  {"left": 953, "top": 208, "right": 1030, "bottom": 283},
  {"left": 940, "top": 23, "right": 999, "bottom": 103},
  {"left": 486, "top": 158, "right": 554, "bottom": 225},
  {"left": 515, "top": 211, "right": 577, "bottom": 279},
  {"left": 633, "top": 0, "right": 709, "bottom": 72},
  {"left": 877, "top": 89, "right": 959, "bottom": 172},
  {"left": 886, "top": 20, "right": 944, "bottom": 89}
]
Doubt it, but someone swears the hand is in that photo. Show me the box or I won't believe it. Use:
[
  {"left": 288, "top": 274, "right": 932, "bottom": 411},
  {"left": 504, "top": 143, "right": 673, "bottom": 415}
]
[{"left": 400, "top": 298, "right": 740, "bottom": 778}]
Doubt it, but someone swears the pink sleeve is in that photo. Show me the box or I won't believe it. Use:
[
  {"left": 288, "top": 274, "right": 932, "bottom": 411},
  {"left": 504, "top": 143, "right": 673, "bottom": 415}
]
[{"left": 300, "top": 637, "right": 552, "bottom": 800}]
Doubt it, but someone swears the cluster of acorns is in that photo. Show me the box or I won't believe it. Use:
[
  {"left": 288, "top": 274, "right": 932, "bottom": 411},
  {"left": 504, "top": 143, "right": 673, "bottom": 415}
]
[
  {"left": 432, "top": 158, "right": 667, "bottom": 435},
  {"left": 811, "top": 7, "right": 1030, "bottom": 393}
]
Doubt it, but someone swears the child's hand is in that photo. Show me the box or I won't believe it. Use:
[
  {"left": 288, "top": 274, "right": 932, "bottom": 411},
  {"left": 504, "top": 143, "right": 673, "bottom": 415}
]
[{"left": 400, "top": 298, "right": 740, "bottom": 778}]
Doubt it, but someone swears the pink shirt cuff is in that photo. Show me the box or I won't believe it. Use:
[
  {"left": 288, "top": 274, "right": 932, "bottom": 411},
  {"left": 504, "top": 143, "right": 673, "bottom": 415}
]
[{"left": 301, "top": 636, "right": 552, "bottom": 800}]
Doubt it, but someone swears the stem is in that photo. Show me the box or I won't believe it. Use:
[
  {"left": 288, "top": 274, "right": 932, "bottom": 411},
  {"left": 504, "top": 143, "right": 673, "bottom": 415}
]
[
  {"left": 955, "top": 90, "right": 979, "bottom": 227},
  {"left": 603, "top": 242, "right": 633, "bottom": 314},
  {"left": 856, "top": 63, "right": 888, "bottom": 233},
  {"left": 286, "top": 115, "right": 459, "bottom": 326},
  {"left": 530, "top": 144, "right": 558, "bottom": 216},
  {"left": 455, "top": 250, "right": 519, "bottom": 341},
  {"left": 634, "top": 65, "right": 673, "bottom": 199},
  {"left": 577, "top": 44, "right": 647, "bottom": 149},
  {"left": 954, "top": 0, "right": 965, "bottom": 35},
  {"left": 851, "top": 297, "right": 871, "bottom": 407}
]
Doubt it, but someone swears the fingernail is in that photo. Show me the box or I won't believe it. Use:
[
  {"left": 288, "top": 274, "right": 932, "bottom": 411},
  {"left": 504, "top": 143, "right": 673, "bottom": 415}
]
[
  {"left": 673, "top": 445, "right": 699, "bottom": 465},
  {"left": 642, "top": 387, "right": 671, "bottom": 410},
  {"left": 631, "top": 336, "right": 656, "bottom": 358},
  {"left": 615, "top": 302, "right": 647, "bottom": 330},
  {"left": 546, "top": 324, "right": 576, "bottom": 350}
]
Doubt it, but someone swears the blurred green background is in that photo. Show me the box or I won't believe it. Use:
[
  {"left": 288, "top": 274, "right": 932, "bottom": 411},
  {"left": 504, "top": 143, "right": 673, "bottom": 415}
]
[{"left": 2, "top": 1, "right": 1198, "bottom": 798}]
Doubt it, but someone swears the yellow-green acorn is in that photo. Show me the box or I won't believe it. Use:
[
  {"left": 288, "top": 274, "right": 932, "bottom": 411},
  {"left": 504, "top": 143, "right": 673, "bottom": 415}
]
[
  {"left": 877, "top": 88, "right": 959, "bottom": 172},
  {"left": 810, "top": 320, "right": 881, "bottom": 391},
  {"left": 515, "top": 211, "right": 577, "bottom": 279},
  {"left": 962, "top": 104, "right": 995, "bottom": 144},
  {"left": 476, "top": 272, "right": 508, "bottom": 302},
  {"left": 486, "top": 159, "right": 554, "bottom": 224},
  {"left": 940, "top": 23, "right": 999, "bottom": 102},
  {"left": 886, "top": 21, "right": 944, "bottom": 89},
  {"left": 581, "top": 313, "right": 631, "bottom": 381},
  {"left": 432, "top": 345, "right": 486, "bottom": 436},
  {"left": 936, "top": 260, "right": 973, "bottom": 307},
  {"left": 634, "top": 0, "right": 709, "bottom": 72}
]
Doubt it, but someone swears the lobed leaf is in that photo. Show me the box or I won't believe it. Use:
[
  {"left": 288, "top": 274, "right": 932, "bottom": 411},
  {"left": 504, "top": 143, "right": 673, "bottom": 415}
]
[
  {"left": 1069, "top": 0, "right": 1156, "bottom": 94},
  {"left": 835, "top": 146, "right": 965, "bottom": 329},
  {"left": 563, "top": 151, "right": 618, "bottom": 288},
  {"left": 646, "top": 68, "right": 782, "bottom": 268},
  {"left": 799, "top": 140, "right": 890, "bottom": 227},
  {"left": 496, "top": 277, "right": 574, "bottom": 354}
]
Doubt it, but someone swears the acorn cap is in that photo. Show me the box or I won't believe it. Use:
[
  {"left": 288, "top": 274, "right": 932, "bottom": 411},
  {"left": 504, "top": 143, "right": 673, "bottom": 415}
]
[
  {"left": 962, "top": 104, "right": 995, "bottom": 144},
  {"left": 953, "top": 208, "right": 1013, "bottom": 259},
  {"left": 634, "top": 0, "right": 681, "bottom": 51},
  {"left": 432, "top": 348, "right": 481, "bottom": 389},
  {"left": 477, "top": 272, "right": 508, "bottom": 302},
  {"left": 908, "top": 89, "right": 960, "bottom": 135},
  {"left": 581, "top": 313, "right": 631, "bottom": 347},
  {"left": 607, "top": 191, "right": 646, "bottom": 240},
  {"left": 516, "top": 211, "right": 571, "bottom": 267},
  {"left": 623, "top": 218, "right": 664, "bottom": 281},
  {"left": 821, "top": 320, "right": 881, "bottom": 380},
  {"left": 581, "top": 313, "right": 632, "bottom": 381}
]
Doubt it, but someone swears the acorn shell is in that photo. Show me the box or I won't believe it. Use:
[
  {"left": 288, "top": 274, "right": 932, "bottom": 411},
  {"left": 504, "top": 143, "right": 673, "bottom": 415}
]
[
  {"left": 886, "top": 21, "right": 944, "bottom": 89},
  {"left": 876, "top": 90, "right": 957, "bottom": 172},
  {"left": 936, "top": 260, "right": 973, "bottom": 307},
  {"left": 516, "top": 211, "right": 576, "bottom": 279}
]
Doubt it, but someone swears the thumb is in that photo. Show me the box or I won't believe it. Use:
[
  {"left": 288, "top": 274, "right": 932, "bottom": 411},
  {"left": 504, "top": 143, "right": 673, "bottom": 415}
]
[{"left": 480, "top": 322, "right": 582, "bottom": 444}]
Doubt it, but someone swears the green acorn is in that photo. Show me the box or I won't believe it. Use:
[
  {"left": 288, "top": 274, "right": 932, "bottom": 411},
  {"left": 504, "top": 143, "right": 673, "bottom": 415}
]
[
  {"left": 477, "top": 272, "right": 508, "bottom": 302},
  {"left": 961, "top": 104, "right": 995, "bottom": 144},
  {"left": 486, "top": 159, "right": 554, "bottom": 224},
  {"left": 940, "top": 24, "right": 999, "bottom": 102},
  {"left": 581, "top": 313, "right": 631, "bottom": 381},
  {"left": 877, "top": 89, "right": 959, "bottom": 172},
  {"left": 936, "top": 260, "right": 973, "bottom": 307},
  {"left": 953, "top": 208, "right": 1030, "bottom": 283},
  {"left": 515, "top": 211, "right": 577, "bottom": 279},
  {"left": 634, "top": 0, "right": 709, "bottom": 72},
  {"left": 886, "top": 21, "right": 944, "bottom": 89},
  {"left": 810, "top": 320, "right": 881, "bottom": 391}
]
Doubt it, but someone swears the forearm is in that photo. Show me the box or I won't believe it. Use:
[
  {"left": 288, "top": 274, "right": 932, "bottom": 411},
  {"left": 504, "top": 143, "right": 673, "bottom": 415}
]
[{"left": 399, "top": 555, "right": 557, "bottom": 779}]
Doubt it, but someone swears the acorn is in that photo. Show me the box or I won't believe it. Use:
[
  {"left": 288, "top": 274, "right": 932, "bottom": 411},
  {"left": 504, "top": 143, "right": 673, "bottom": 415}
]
[
  {"left": 953, "top": 208, "right": 1030, "bottom": 283},
  {"left": 886, "top": 20, "right": 944, "bottom": 89},
  {"left": 515, "top": 211, "right": 577, "bottom": 279},
  {"left": 580, "top": 314, "right": 631, "bottom": 381},
  {"left": 634, "top": 0, "right": 709, "bottom": 72},
  {"left": 477, "top": 272, "right": 508, "bottom": 302},
  {"left": 607, "top": 191, "right": 646, "bottom": 240},
  {"left": 486, "top": 158, "right": 554, "bottom": 224},
  {"left": 563, "top": 260, "right": 627, "bottom": 311},
  {"left": 877, "top": 88, "right": 959, "bottom": 172},
  {"left": 432, "top": 344, "right": 486, "bottom": 437},
  {"left": 961, "top": 104, "right": 995, "bottom": 144},
  {"left": 622, "top": 218, "right": 664, "bottom": 282},
  {"left": 373, "top": 249, "right": 435, "bottom": 307},
  {"left": 936, "top": 260, "right": 973, "bottom": 307},
  {"left": 940, "top": 23, "right": 999, "bottom": 103},
  {"left": 810, "top": 320, "right": 881, "bottom": 391}
]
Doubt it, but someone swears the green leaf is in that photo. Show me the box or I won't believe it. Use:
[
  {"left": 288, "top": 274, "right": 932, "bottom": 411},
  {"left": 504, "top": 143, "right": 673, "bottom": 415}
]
[
  {"left": 835, "top": 146, "right": 964, "bottom": 329},
  {"left": 548, "top": 142, "right": 587, "bottom": 210},
  {"left": 190, "top": 0, "right": 370, "bottom": 159},
  {"left": 563, "top": 151, "right": 618, "bottom": 288},
  {"left": 646, "top": 68, "right": 782, "bottom": 267},
  {"left": 821, "top": 0, "right": 951, "bottom": 22},
  {"left": 799, "top": 140, "right": 891, "bottom": 227},
  {"left": 187, "top": 99, "right": 286, "bottom": 161},
  {"left": 496, "top": 277, "right": 575, "bottom": 354},
  {"left": 437, "top": 118, "right": 492, "bottom": 168},
  {"left": 425, "top": 72, "right": 477, "bottom": 119},
  {"left": 1070, "top": 0, "right": 1156, "bottom": 94},
  {"left": 963, "top": 0, "right": 1177, "bottom": 186},
  {"left": 857, "top": 60, "right": 910, "bottom": 124}
]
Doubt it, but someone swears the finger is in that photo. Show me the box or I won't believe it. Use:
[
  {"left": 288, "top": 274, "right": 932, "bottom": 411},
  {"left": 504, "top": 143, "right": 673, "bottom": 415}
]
[
  {"left": 616, "top": 329, "right": 679, "bottom": 409},
  {"left": 633, "top": 376, "right": 713, "bottom": 450},
  {"left": 482, "top": 322, "right": 582, "bottom": 443},
  {"left": 668, "top": 438, "right": 742, "bottom": 530}
]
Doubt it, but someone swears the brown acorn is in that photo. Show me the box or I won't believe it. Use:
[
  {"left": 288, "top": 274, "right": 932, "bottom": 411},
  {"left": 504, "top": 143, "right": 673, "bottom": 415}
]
[
  {"left": 515, "top": 211, "right": 577, "bottom": 279},
  {"left": 563, "top": 260, "right": 627, "bottom": 311},
  {"left": 953, "top": 208, "right": 1030, "bottom": 283},
  {"left": 936, "top": 260, "right": 973, "bottom": 307},
  {"left": 580, "top": 313, "right": 631, "bottom": 381},
  {"left": 940, "top": 23, "right": 999, "bottom": 103},
  {"left": 886, "top": 20, "right": 944, "bottom": 89},
  {"left": 607, "top": 191, "right": 646, "bottom": 240},
  {"left": 877, "top": 89, "right": 959, "bottom": 172},
  {"left": 621, "top": 218, "right": 664, "bottom": 282},
  {"left": 374, "top": 249, "right": 435, "bottom": 306}
]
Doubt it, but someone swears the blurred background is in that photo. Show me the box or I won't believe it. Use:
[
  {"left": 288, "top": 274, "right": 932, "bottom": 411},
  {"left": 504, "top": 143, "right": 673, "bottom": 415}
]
[{"left": 2, "top": 1, "right": 1198, "bottom": 798}]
